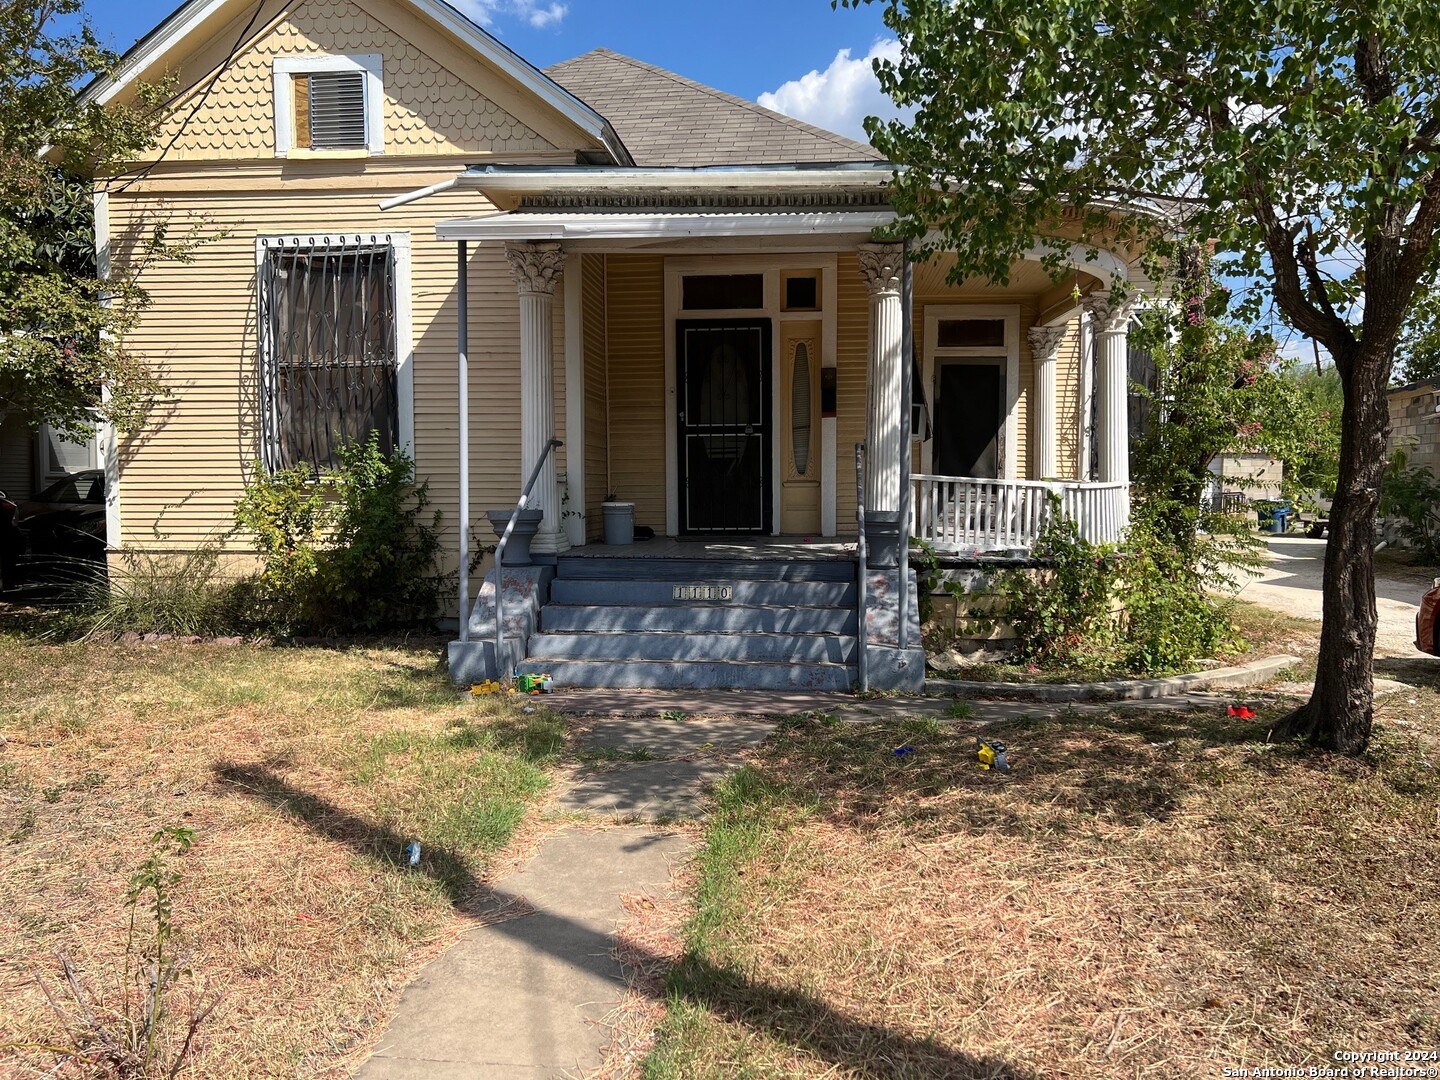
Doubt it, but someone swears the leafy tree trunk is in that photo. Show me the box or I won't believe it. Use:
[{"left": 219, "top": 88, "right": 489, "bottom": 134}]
[{"left": 1276, "top": 342, "right": 1393, "bottom": 752}]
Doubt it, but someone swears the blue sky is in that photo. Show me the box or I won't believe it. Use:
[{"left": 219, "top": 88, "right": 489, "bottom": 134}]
[{"left": 85, "top": 0, "right": 904, "bottom": 141}]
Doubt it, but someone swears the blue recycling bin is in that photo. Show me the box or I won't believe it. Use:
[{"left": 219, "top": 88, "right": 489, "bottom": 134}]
[{"left": 1256, "top": 500, "right": 1292, "bottom": 534}]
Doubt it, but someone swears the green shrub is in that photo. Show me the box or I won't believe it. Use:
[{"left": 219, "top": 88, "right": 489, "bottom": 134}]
[
  {"left": 1113, "top": 508, "right": 1236, "bottom": 674},
  {"left": 997, "top": 503, "right": 1117, "bottom": 668},
  {"left": 1381, "top": 449, "right": 1440, "bottom": 561},
  {"left": 61, "top": 543, "right": 260, "bottom": 641},
  {"left": 234, "top": 435, "right": 442, "bottom": 634},
  {"left": 997, "top": 496, "right": 1238, "bottom": 676}
]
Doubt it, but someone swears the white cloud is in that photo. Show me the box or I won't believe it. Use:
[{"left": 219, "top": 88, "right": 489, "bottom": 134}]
[
  {"left": 447, "top": 0, "right": 567, "bottom": 29},
  {"left": 757, "top": 39, "right": 908, "bottom": 143},
  {"left": 513, "top": 0, "right": 567, "bottom": 28}
]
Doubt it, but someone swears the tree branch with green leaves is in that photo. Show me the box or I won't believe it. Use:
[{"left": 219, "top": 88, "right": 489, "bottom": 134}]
[{"left": 839, "top": 0, "right": 1440, "bottom": 753}]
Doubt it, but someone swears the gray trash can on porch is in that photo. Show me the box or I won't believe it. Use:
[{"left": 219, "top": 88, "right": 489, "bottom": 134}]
[{"left": 602, "top": 501, "right": 635, "bottom": 545}]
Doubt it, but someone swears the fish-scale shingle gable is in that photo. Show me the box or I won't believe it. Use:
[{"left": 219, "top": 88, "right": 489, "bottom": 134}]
[{"left": 545, "top": 48, "right": 883, "bottom": 167}]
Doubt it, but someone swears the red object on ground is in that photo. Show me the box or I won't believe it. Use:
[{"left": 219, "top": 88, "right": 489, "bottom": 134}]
[
  {"left": 1227, "top": 704, "right": 1256, "bottom": 720},
  {"left": 1416, "top": 583, "right": 1440, "bottom": 655}
]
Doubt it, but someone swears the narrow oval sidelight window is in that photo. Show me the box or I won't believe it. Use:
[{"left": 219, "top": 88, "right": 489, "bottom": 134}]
[{"left": 791, "top": 342, "right": 812, "bottom": 476}]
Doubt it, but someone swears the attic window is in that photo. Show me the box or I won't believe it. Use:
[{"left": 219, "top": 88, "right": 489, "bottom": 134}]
[
  {"left": 296, "top": 72, "right": 366, "bottom": 149},
  {"left": 274, "top": 55, "right": 383, "bottom": 156}
]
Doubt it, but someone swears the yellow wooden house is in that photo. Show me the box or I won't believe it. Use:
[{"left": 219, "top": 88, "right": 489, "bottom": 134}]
[{"left": 81, "top": 0, "right": 1152, "bottom": 690}]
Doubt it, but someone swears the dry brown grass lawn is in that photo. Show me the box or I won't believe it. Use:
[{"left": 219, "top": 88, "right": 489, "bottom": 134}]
[
  {"left": 0, "top": 617, "right": 564, "bottom": 1078},
  {"left": 646, "top": 697, "right": 1440, "bottom": 1078},
  {"left": 1220, "top": 598, "right": 1321, "bottom": 667}
]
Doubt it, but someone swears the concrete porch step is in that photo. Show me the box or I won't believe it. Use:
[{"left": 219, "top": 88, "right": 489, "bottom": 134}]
[
  {"left": 516, "top": 657, "right": 856, "bottom": 691},
  {"left": 540, "top": 603, "right": 857, "bottom": 635},
  {"left": 549, "top": 578, "right": 857, "bottom": 607},
  {"left": 556, "top": 555, "right": 855, "bottom": 582},
  {"left": 526, "top": 630, "right": 858, "bottom": 664}
]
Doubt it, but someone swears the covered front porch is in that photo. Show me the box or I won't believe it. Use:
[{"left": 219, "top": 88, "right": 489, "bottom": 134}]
[
  {"left": 406, "top": 163, "right": 1143, "bottom": 688},
  {"left": 421, "top": 165, "right": 1138, "bottom": 564}
]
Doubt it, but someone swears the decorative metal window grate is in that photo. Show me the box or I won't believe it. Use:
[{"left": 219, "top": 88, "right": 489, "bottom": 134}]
[
  {"left": 257, "top": 235, "right": 397, "bottom": 473},
  {"left": 308, "top": 71, "right": 367, "bottom": 149}
]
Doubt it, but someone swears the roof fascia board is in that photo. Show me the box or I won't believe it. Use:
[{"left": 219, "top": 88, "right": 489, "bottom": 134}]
[
  {"left": 456, "top": 163, "right": 897, "bottom": 197},
  {"left": 82, "top": 0, "right": 235, "bottom": 106}
]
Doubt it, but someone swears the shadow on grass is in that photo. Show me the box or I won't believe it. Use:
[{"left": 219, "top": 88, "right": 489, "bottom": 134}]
[
  {"left": 1374, "top": 656, "right": 1440, "bottom": 691},
  {"left": 664, "top": 954, "right": 1035, "bottom": 1078},
  {"left": 212, "top": 759, "right": 1034, "bottom": 1078},
  {"left": 214, "top": 761, "right": 484, "bottom": 906}
]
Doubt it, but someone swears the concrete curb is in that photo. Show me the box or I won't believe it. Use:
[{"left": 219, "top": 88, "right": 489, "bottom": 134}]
[{"left": 925, "top": 654, "right": 1304, "bottom": 703}]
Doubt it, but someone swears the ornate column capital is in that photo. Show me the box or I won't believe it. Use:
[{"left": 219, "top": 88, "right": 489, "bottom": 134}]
[
  {"left": 858, "top": 244, "right": 904, "bottom": 297},
  {"left": 505, "top": 242, "right": 565, "bottom": 296},
  {"left": 1083, "top": 293, "right": 1136, "bottom": 335},
  {"left": 1027, "top": 324, "right": 1067, "bottom": 362}
]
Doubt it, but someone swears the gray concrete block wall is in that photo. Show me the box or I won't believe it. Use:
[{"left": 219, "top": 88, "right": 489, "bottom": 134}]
[{"left": 1388, "top": 385, "right": 1440, "bottom": 477}]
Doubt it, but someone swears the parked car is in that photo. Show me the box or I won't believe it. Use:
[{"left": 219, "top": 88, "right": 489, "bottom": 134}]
[
  {"left": 12, "top": 470, "right": 108, "bottom": 576},
  {"left": 1418, "top": 579, "right": 1440, "bottom": 655}
]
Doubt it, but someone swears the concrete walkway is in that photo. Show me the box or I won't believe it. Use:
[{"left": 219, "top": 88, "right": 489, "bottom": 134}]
[
  {"left": 356, "top": 711, "right": 775, "bottom": 1079},
  {"left": 356, "top": 828, "right": 691, "bottom": 1079}
]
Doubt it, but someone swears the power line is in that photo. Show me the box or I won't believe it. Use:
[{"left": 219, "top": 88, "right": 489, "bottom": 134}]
[{"left": 105, "top": 0, "right": 268, "bottom": 196}]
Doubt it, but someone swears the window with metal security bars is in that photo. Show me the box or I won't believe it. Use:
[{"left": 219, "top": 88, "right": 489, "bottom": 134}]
[
  {"left": 257, "top": 237, "right": 398, "bottom": 473},
  {"left": 301, "top": 71, "right": 366, "bottom": 149}
]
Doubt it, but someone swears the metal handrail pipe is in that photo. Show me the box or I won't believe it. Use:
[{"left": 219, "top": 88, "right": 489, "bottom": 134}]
[
  {"left": 855, "top": 442, "right": 869, "bottom": 694},
  {"left": 494, "top": 437, "right": 562, "bottom": 682},
  {"left": 897, "top": 236, "right": 913, "bottom": 654},
  {"left": 456, "top": 242, "right": 471, "bottom": 641}
]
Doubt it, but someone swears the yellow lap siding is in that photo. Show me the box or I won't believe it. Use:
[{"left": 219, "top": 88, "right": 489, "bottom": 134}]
[
  {"left": 1054, "top": 314, "right": 1085, "bottom": 480},
  {"left": 581, "top": 254, "right": 609, "bottom": 539},
  {"left": 602, "top": 254, "right": 666, "bottom": 533},
  {"left": 108, "top": 171, "right": 565, "bottom": 579},
  {"left": 835, "top": 252, "right": 868, "bottom": 535}
]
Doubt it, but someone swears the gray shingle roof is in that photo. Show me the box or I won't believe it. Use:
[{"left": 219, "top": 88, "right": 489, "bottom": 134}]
[{"left": 545, "top": 48, "right": 883, "bottom": 167}]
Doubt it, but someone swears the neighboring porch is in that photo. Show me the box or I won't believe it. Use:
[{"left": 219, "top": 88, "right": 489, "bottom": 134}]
[{"left": 911, "top": 476, "right": 1130, "bottom": 553}]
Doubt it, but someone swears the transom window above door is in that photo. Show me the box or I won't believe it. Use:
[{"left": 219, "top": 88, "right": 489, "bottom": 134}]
[
  {"left": 936, "top": 318, "right": 1006, "bottom": 348},
  {"left": 681, "top": 274, "right": 764, "bottom": 310}
]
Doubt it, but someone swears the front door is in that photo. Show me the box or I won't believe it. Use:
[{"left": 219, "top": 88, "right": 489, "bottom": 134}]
[
  {"left": 935, "top": 360, "right": 1004, "bottom": 478},
  {"left": 677, "top": 319, "right": 772, "bottom": 533}
]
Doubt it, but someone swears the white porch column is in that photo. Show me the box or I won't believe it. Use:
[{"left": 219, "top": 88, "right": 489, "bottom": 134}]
[
  {"left": 1028, "top": 324, "right": 1066, "bottom": 481},
  {"left": 1084, "top": 295, "right": 1135, "bottom": 485},
  {"left": 858, "top": 244, "right": 904, "bottom": 514},
  {"left": 506, "top": 242, "right": 569, "bottom": 556}
]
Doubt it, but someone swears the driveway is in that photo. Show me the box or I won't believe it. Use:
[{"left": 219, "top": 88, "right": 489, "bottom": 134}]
[{"left": 1233, "top": 535, "right": 1431, "bottom": 658}]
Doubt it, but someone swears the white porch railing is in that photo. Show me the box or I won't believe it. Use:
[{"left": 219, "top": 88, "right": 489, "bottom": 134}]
[{"left": 911, "top": 475, "right": 1130, "bottom": 553}]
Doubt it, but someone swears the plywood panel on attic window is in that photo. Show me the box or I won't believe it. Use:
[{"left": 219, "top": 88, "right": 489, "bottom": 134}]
[{"left": 292, "top": 74, "right": 311, "bottom": 149}]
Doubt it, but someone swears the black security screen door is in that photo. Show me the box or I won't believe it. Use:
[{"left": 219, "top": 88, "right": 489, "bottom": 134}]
[
  {"left": 677, "top": 319, "right": 773, "bottom": 533},
  {"left": 935, "top": 362, "right": 1004, "bottom": 478}
]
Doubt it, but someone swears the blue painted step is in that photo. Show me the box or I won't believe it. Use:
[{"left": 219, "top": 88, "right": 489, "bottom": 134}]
[
  {"left": 526, "top": 631, "right": 858, "bottom": 664},
  {"left": 515, "top": 657, "right": 855, "bottom": 691},
  {"left": 549, "top": 578, "right": 856, "bottom": 607},
  {"left": 556, "top": 556, "right": 854, "bottom": 582},
  {"left": 540, "top": 604, "right": 857, "bottom": 635}
]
